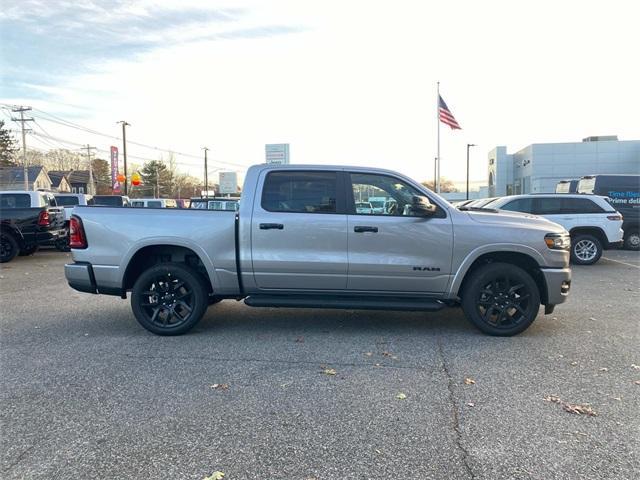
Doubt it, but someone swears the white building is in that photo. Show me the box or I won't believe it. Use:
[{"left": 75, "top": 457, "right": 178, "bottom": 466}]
[{"left": 488, "top": 136, "right": 640, "bottom": 196}]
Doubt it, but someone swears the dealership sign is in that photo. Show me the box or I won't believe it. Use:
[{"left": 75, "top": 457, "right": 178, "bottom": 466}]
[
  {"left": 219, "top": 171, "right": 238, "bottom": 194},
  {"left": 265, "top": 143, "right": 290, "bottom": 164},
  {"left": 110, "top": 146, "right": 121, "bottom": 193}
]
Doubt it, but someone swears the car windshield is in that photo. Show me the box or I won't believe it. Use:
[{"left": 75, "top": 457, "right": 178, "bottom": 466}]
[{"left": 369, "top": 201, "right": 384, "bottom": 208}]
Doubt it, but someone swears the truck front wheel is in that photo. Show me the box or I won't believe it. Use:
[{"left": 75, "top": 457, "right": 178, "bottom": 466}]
[
  {"left": 131, "top": 263, "right": 208, "bottom": 335},
  {"left": 461, "top": 262, "right": 540, "bottom": 336}
]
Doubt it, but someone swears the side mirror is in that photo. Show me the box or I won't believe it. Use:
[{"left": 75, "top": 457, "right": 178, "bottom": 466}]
[{"left": 411, "top": 195, "right": 436, "bottom": 216}]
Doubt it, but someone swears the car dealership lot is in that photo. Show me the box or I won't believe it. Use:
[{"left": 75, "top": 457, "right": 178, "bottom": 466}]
[{"left": 1, "top": 251, "right": 638, "bottom": 479}]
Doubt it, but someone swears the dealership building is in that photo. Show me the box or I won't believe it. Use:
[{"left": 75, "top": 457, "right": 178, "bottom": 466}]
[{"left": 487, "top": 136, "right": 640, "bottom": 196}]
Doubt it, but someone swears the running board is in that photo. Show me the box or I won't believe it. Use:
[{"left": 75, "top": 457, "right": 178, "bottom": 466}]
[{"left": 244, "top": 294, "right": 446, "bottom": 312}]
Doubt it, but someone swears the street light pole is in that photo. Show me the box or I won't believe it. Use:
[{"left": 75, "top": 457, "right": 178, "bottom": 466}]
[
  {"left": 202, "top": 147, "right": 209, "bottom": 197},
  {"left": 118, "top": 121, "right": 130, "bottom": 195},
  {"left": 466, "top": 143, "right": 477, "bottom": 200}
]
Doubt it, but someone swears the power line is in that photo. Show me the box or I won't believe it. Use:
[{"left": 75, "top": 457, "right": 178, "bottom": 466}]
[{"left": 1, "top": 103, "right": 249, "bottom": 169}]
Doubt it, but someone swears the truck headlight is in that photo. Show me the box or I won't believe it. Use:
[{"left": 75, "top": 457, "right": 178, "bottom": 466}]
[{"left": 545, "top": 233, "right": 571, "bottom": 250}]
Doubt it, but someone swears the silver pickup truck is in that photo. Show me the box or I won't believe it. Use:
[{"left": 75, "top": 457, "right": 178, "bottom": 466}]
[{"left": 65, "top": 164, "right": 572, "bottom": 336}]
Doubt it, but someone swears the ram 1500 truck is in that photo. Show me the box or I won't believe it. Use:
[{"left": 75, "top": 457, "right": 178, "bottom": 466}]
[{"left": 65, "top": 164, "right": 572, "bottom": 336}]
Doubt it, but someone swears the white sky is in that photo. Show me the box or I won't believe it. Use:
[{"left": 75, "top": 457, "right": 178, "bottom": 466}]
[{"left": 2, "top": 0, "right": 639, "bottom": 187}]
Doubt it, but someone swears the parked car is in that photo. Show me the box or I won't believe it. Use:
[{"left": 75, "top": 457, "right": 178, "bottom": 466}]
[
  {"left": 93, "top": 195, "right": 130, "bottom": 207},
  {"left": 355, "top": 201, "right": 374, "bottom": 214},
  {"left": 0, "top": 191, "right": 66, "bottom": 262},
  {"left": 464, "top": 197, "right": 499, "bottom": 208},
  {"left": 190, "top": 197, "right": 239, "bottom": 211},
  {"left": 577, "top": 174, "right": 640, "bottom": 250},
  {"left": 65, "top": 164, "right": 572, "bottom": 337},
  {"left": 485, "top": 194, "right": 623, "bottom": 265},
  {"left": 130, "top": 198, "right": 177, "bottom": 208},
  {"left": 53, "top": 193, "right": 95, "bottom": 251}
]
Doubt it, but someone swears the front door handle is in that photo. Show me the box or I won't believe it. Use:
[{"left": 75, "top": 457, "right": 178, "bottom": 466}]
[
  {"left": 354, "top": 226, "right": 378, "bottom": 233},
  {"left": 259, "top": 223, "right": 284, "bottom": 230}
]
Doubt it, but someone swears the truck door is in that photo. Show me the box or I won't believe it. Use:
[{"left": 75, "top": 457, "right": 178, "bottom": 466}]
[
  {"left": 251, "top": 170, "right": 348, "bottom": 290},
  {"left": 345, "top": 172, "right": 453, "bottom": 294}
]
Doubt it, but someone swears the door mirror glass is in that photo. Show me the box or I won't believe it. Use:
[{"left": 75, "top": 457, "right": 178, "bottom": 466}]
[{"left": 411, "top": 195, "right": 436, "bottom": 216}]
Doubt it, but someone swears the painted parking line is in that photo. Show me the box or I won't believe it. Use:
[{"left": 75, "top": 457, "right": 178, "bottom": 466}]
[{"left": 601, "top": 256, "right": 640, "bottom": 269}]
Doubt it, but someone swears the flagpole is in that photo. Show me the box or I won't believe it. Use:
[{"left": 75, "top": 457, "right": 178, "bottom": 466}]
[{"left": 436, "top": 81, "right": 441, "bottom": 193}]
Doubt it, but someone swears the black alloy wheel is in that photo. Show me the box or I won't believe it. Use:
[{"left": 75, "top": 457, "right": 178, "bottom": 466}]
[
  {"left": 131, "top": 263, "right": 208, "bottom": 335},
  {"left": 462, "top": 262, "right": 540, "bottom": 336},
  {"left": 1, "top": 232, "right": 19, "bottom": 263}
]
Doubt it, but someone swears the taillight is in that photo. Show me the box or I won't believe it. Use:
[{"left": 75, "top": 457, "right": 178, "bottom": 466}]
[
  {"left": 69, "top": 216, "right": 87, "bottom": 249},
  {"left": 37, "top": 210, "right": 50, "bottom": 226},
  {"left": 607, "top": 214, "right": 622, "bottom": 221}
]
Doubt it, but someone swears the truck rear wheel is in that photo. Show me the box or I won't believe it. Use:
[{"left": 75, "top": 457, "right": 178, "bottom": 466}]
[
  {"left": 131, "top": 262, "right": 208, "bottom": 335},
  {"left": 1, "top": 232, "right": 19, "bottom": 263},
  {"left": 461, "top": 262, "right": 540, "bottom": 336}
]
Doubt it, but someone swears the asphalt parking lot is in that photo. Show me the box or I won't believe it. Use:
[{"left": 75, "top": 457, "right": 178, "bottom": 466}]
[{"left": 1, "top": 250, "right": 639, "bottom": 479}]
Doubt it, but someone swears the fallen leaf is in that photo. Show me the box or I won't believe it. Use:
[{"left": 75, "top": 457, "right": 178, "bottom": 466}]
[
  {"left": 599, "top": 368, "right": 608, "bottom": 372},
  {"left": 382, "top": 351, "right": 392, "bottom": 357},
  {"left": 364, "top": 352, "right": 373, "bottom": 357},
  {"left": 374, "top": 449, "right": 382, "bottom": 454},
  {"left": 463, "top": 377, "right": 475, "bottom": 385},
  {"left": 210, "top": 383, "right": 229, "bottom": 390},
  {"left": 544, "top": 395, "right": 562, "bottom": 404},
  {"left": 631, "top": 364, "right": 640, "bottom": 370},
  {"left": 396, "top": 392, "right": 407, "bottom": 400},
  {"left": 634, "top": 380, "right": 640, "bottom": 385},
  {"left": 295, "top": 336, "right": 304, "bottom": 343},
  {"left": 374, "top": 363, "right": 381, "bottom": 367},
  {"left": 322, "top": 368, "right": 337, "bottom": 376},
  {"left": 570, "top": 361, "right": 578, "bottom": 366},
  {"left": 589, "top": 317, "right": 597, "bottom": 321},
  {"left": 612, "top": 397, "right": 622, "bottom": 401},
  {"left": 466, "top": 402, "right": 475, "bottom": 407},
  {"left": 203, "top": 472, "right": 225, "bottom": 480},
  {"left": 563, "top": 403, "right": 597, "bottom": 416}
]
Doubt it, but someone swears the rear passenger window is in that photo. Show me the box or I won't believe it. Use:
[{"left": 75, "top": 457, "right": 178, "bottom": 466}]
[
  {"left": 500, "top": 198, "right": 534, "bottom": 213},
  {"left": 534, "top": 198, "right": 563, "bottom": 215},
  {"left": 561, "top": 198, "right": 605, "bottom": 214},
  {"left": 262, "top": 171, "right": 337, "bottom": 213},
  {"left": 0, "top": 194, "right": 30, "bottom": 208}
]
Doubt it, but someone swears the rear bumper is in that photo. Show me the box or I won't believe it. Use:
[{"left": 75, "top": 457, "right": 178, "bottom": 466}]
[
  {"left": 541, "top": 267, "right": 571, "bottom": 306},
  {"left": 65, "top": 262, "right": 97, "bottom": 294}
]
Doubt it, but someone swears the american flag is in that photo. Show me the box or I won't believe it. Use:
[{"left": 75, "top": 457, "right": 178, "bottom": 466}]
[{"left": 438, "top": 95, "right": 461, "bottom": 130}]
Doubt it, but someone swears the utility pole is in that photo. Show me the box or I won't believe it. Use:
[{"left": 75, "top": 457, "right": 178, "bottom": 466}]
[
  {"left": 83, "top": 144, "right": 97, "bottom": 195},
  {"left": 466, "top": 143, "right": 477, "bottom": 200},
  {"left": 202, "top": 147, "right": 209, "bottom": 197},
  {"left": 11, "top": 106, "right": 34, "bottom": 190},
  {"left": 117, "top": 121, "right": 130, "bottom": 195}
]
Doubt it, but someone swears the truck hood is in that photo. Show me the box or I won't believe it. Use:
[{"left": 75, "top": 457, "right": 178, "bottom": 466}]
[{"left": 465, "top": 209, "right": 567, "bottom": 233}]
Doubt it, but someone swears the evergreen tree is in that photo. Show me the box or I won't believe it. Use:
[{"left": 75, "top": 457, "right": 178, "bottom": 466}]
[{"left": 0, "top": 120, "right": 19, "bottom": 166}]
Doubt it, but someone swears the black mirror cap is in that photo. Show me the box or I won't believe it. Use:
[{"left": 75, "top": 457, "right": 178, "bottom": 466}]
[{"left": 412, "top": 195, "right": 437, "bottom": 216}]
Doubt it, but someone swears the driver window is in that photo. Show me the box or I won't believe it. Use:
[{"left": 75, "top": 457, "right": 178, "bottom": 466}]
[{"left": 350, "top": 173, "right": 424, "bottom": 216}]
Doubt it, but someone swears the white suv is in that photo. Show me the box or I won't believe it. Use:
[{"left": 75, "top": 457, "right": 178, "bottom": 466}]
[{"left": 485, "top": 194, "right": 624, "bottom": 265}]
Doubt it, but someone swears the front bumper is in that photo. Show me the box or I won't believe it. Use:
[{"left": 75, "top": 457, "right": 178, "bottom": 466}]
[
  {"left": 541, "top": 267, "right": 571, "bottom": 306},
  {"left": 65, "top": 262, "right": 97, "bottom": 294}
]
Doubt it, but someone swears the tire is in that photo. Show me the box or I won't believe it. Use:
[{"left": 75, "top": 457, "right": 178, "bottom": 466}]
[
  {"left": 624, "top": 231, "right": 640, "bottom": 251},
  {"left": 131, "top": 262, "right": 209, "bottom": 336},
  {"left": 461, "top": 262, "right": 541, "bottom": 336},
  {"left": 19, "top": 245, "right": 39, "bottom": 256},
  {"left": 0, "top": 232, "right": 19, "bottom": 263},
  {"left": 55, "top": 235, "right": 71, "bottom": 252},
  {"left": 570, "top": 234, "right": 602, "bottom": 265}
]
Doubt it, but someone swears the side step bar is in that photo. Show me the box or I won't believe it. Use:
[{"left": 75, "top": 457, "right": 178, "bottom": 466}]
[{"left": 244, "top": 294, "right": 446, "bottom": 312}]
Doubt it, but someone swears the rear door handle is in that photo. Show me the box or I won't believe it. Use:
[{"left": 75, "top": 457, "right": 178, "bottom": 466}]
[
  {"left": 354, "top": 226, "right": 378, "bottom": 233},
  {"left": 259, "top": 223, "right": 284, "bottom": 230}
]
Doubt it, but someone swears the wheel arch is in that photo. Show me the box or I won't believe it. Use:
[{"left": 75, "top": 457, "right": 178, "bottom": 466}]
[
  {"left": 451, "top": 248, "right": 548, "bottom": 305},
  {"left": 122, "top": 243, "right": 216, "bottom": 294},
  {"left": 0, "top": 223, "right": 25, "bottom": 247},
  {"left": 569, "top": 226, "right": 607, "bottom": 246}
]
